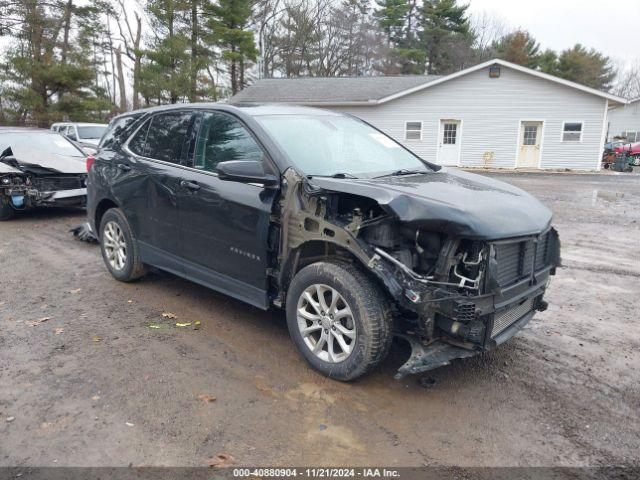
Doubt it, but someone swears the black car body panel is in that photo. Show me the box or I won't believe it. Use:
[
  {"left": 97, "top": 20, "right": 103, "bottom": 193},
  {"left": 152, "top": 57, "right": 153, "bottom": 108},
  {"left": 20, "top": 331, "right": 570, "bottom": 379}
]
[
  {"left": 307, "top": 168, "right": 553, "bottom": 240},
  {"left": 87, "top": 103, "right": 561, "bottom": 377}
]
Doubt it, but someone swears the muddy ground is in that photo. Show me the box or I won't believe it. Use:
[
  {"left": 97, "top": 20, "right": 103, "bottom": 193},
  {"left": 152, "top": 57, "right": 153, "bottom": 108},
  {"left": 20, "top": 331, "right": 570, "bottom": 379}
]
[{"left": 0, "top": 172, "right": 638, "bottom": 468}]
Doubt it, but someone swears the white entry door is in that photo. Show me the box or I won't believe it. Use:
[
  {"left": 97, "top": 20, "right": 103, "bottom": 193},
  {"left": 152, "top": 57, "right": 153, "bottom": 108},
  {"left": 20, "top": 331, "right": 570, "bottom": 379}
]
[
  {"left": 517, "top": 121, "right": 543, "bottom": 168},
  {"left": 438, "top": 120, "right": 461, "bottom": 166}
]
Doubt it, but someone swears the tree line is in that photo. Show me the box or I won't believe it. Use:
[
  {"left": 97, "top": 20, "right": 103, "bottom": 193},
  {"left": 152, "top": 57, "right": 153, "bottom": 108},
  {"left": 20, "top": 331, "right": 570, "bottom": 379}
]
[{"left": 0, "top": 0, "right": 636, "bottom": 127}]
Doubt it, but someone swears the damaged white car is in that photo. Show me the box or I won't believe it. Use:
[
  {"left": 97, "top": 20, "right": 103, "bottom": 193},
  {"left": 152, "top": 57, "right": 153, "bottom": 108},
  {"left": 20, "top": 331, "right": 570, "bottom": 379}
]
[{"left": 0, "top": 128, "right": 88, "bottom": 220}]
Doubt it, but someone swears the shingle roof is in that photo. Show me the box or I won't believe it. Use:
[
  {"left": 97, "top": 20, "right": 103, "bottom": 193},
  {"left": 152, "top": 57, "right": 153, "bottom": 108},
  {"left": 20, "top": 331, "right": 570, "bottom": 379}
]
[
  {"left": 229, "top": 75, "right": 441, "bottom": 105},
  {"left": 229, "top": 59, "right": 627, "bottom": 107}
]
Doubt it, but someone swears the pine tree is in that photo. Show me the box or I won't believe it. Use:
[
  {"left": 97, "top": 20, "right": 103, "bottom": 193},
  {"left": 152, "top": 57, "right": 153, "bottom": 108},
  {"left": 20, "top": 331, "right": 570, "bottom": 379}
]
[
  {"left": 555, "top": 44, "right": 615, "bottom": 90},
  {"left": 204, "top": 0, "right": 257, "bottom": 95},
  {"left": 373, "top": 0, "right": 425, "bottom": 74},
  {"left": 0, "top": 0, "right": 113, "bottom": 126},
  {"left": 419, "top": 0, "right": 471, "bottom": 75},
  {"left": 374, "top": 0, "right": 409, "bottom": 46},
  {"left": 492, "top": 30, "right": 540, "bottom": 69},
  {"left": 538, "top": 49, "right": 559, "bottom": 76},
  {"left": 139, "top": 0, "right": 192, "bottom": 104}
]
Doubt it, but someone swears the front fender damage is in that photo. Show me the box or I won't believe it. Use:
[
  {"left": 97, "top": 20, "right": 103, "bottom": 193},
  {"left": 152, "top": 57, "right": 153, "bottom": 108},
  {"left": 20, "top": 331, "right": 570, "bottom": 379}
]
[{"left": 271, "top": 168, "right": 560, "bottom": 379}]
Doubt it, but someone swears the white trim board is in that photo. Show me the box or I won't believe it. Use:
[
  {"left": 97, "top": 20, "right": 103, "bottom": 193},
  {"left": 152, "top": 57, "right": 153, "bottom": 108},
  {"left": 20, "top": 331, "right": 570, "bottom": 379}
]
[{"left": 307, "top": 59, "right": 627, "bottom": 107}]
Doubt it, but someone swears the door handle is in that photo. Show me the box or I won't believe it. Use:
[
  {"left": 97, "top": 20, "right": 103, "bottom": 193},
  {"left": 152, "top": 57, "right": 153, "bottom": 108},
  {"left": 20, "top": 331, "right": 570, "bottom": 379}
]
[
  {"left": 116, "top": 163, "right": 131, "bottom": 172},
  {"left": 180, "top": 180, "right": 201, "bottom": 191}
]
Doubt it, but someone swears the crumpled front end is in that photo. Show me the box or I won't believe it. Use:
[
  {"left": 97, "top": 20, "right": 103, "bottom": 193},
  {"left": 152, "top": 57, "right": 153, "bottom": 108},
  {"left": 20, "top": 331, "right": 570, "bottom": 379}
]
[
  {"left": 365, "top": 226, "right": 561, "bottom": 377},
  {"left": 1, "top": 171, "right": 87, "bottom": 210},
  {"left": 273, "top": 169, "right": 561, "bottom": 379}
]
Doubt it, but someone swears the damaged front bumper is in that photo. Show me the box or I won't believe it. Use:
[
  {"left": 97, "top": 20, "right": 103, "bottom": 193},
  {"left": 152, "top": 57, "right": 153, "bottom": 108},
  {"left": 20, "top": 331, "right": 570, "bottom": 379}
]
[
  {"left": 395, "top": 307, "right": 538, "bottom": 379},
  {"left": 370, "top": 229, "right": 560, "bottom": 379},
  {"left": 1, "top": 182, "right": 86, "bottom": 209}
]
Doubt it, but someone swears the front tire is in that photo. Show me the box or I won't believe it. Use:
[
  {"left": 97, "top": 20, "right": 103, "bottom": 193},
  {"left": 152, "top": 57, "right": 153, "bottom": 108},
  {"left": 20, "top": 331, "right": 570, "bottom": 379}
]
[
  {"left": 99, "top": 208, "right": 147, "bottom": 282},
  {"left": 286, "top": 261, "right": 393, "bottom": 381}
]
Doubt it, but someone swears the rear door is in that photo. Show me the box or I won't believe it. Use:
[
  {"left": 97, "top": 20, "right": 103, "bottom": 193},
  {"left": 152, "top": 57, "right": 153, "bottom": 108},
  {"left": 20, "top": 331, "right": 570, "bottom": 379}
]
[
  {"left": 135, "top": 111, "right": 195, "bottom": 262},
  {"left": 177, "top": 111, "right": 278, "bottom": 308},
  {"left": 114, "top": 111, "right": 195, "bottom": 269}
]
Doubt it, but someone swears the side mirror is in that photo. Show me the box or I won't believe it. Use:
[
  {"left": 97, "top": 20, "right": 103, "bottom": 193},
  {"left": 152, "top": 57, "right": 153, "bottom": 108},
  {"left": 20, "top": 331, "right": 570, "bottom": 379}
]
[
  {"left": 1, "top": 146, "right": 13, "bottom": 160},
  {"left": 215, "top": 160, "right": 278, "bottom": 187}
]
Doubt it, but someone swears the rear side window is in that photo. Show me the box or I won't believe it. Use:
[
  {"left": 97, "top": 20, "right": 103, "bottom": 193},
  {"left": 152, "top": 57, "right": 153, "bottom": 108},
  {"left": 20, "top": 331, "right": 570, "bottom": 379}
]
[
  {"left": 143, "top": 112, "right": 193, "bottom": 164},
  {"left": 194, "top": 112, "right": 264, "bottom": 172},
  {"left": 128, "top": 119, "right": 150, "bottom": 156},
  {"left": 100, "top": 115, "right": 141, "bottom": 149}
]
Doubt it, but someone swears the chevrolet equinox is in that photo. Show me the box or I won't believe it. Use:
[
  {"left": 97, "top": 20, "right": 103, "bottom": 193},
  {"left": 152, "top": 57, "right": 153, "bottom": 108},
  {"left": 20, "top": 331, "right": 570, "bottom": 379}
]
[{"left": 87, "top": 104, "right": 560, "bottom": 381}]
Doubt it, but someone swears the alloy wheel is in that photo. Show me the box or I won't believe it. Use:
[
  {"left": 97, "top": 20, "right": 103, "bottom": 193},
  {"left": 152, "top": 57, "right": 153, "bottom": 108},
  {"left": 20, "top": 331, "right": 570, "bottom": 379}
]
[
  {"left": 296, "top": 284, "right": 356, "bottom": 363},
  {"left": 103, "top": 221, "right": 127, "bottom": 271}
]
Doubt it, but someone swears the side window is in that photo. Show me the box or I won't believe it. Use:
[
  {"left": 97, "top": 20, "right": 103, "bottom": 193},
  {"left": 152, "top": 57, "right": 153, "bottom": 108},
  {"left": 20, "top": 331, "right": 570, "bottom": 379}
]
[
  {"left": 405, "top": 121, "right": 422, "bottom": 140},
  {"left": 67, "top": 126, "right": 78, "bottom": 141},
  {"left": 128, "top": 119, "right": 151, "bottom": 156},
  {"left": 194, "top": 112, "right": 264, "bottom": 172},
  {"left": 562, "top": 122, "right": 583, "bottom": 142},
  {"left": 143, "top": 112, "right": 193, "bottom": 164},
  {"left": 100, "top": 115, "right": 140, "bottom": 149}
]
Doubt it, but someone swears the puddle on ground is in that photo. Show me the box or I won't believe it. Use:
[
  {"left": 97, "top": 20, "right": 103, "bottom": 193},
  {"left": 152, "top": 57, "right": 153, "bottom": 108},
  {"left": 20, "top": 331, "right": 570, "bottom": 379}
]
[{"left": 591, "top": 190, "right": 626, "bottom": 205}]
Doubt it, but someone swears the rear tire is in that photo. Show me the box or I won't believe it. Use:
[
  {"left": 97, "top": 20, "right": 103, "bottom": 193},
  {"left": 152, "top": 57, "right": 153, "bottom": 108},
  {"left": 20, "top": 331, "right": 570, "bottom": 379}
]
[
  {"left": 286, "top": 261, "right": 393, "bottom": 381},
  {"left": 0, "top": 197, "right": 15, "bottom": 221},
  {"left": 99, "top": 208, "right": 147, "bottom": 282}
]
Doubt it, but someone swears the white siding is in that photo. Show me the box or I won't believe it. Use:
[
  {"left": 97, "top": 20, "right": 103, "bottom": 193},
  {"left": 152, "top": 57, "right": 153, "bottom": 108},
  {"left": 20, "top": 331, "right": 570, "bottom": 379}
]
[
  {"left": 333, "top": 66, "right": 607, "bottom": 170},
  {"left": 607, "top": 101, "right": 640, "bottom": 140}
]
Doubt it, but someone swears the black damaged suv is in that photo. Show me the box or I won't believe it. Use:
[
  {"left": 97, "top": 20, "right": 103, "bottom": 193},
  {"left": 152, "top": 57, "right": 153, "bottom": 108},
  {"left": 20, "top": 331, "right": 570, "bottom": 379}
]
[{"left": 87, "top": 104, "right": 560, "bottom": 381}]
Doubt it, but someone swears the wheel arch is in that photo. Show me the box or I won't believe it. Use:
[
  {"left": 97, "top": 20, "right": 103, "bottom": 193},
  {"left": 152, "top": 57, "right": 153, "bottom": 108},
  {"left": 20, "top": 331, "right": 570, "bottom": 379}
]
[
  {"left": 278, "top": 239, "right": 392, "bottom": 306},
  {"left": 94, "top": 197, "right": 120, "bottom": 235}
]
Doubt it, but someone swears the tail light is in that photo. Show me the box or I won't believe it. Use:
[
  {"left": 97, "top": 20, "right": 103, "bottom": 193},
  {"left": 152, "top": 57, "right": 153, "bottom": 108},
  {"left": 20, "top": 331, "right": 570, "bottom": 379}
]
[{"left": 86, "top": 155, "right": 96, "bottom": 172}]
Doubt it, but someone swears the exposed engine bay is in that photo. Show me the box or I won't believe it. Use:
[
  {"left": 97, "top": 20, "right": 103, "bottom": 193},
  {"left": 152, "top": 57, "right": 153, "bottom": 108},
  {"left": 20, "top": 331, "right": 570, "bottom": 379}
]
[
  {"left": 0, "top": 147, "right": 87, "bottom": 214},
  {"left": 271, "top": 169, "right": 561, "bottom": 378}
]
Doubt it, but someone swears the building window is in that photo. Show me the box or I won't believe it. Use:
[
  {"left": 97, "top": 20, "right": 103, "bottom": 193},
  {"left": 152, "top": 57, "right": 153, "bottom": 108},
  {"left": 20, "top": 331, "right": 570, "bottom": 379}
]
[
  {"left": 443, "top": 122, "right": 457, "bottom": 144},
  {"left": 523, "top": 125, "right": 537, "bottom": 145},
  {"left": 622, "top": 131, "right": 639, "bottom": 142},
  {"left": 405, "top": 121, "right": 422, "bottom": 140},
  {"left": 562, "top": 122, "right": 583, "bottom": 142}
]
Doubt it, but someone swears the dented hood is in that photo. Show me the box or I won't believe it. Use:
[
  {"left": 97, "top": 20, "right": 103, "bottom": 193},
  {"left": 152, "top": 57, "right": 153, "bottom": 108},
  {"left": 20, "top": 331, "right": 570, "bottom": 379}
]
[
  {"left": 7, "top": 153, "right": 86, "bottom": 175},
  {"left": 0, "top": 162, "right": 24, "bottom": 174},
  {"left": 0, "top": 133, "right": 86, "bottom": 175},
  {"left": 308, "top": 168, "right": 553, "bottom": 240}
]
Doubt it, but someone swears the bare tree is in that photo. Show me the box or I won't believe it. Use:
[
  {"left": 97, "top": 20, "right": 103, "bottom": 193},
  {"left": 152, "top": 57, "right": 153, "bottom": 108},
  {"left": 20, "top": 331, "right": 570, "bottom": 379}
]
[
  {"left": 252, "top": 0, "right": 286, "bottom": 78},
  {"left": 469, "top": 10, "right": 507, "bottom": 61},
  {"left": 114, "top": 0, "right": 143, "bottom": 108},
  {"left": 612, "top": 58, "right": 640, "bottom": 100},
  {"left": 115, "top": 45, "right": 127, "bottom": 110}
]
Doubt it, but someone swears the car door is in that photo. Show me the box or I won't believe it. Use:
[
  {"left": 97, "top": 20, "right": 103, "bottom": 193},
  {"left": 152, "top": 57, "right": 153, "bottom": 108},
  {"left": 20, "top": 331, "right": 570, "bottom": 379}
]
[
  {"left": 135, "top": 111, "right": 196, "bottom": 265},
  {"left": 177, "top": 111, "right": 278, "bottom": 309},
  {"left": 113, "top": 111, "right": 195, "bottom": 271}
]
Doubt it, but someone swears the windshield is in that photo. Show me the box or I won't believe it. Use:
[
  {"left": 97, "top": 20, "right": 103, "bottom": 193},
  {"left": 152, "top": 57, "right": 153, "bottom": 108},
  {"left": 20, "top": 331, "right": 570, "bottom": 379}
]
[
  {"left": 0, "top": 132, "right": 85, "bottom": 159},
  {"left": 77, "top": 126, "right": 107, "bottom": 139},
  {"left": 254, "top": 114, "right": 432, "bottom": 178}
]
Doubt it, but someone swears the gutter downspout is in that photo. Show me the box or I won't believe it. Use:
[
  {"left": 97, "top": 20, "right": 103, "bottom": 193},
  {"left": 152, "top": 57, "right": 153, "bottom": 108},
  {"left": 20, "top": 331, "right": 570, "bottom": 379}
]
[{"left": 597, "top": 99, "right": 608, "bottom": 171}]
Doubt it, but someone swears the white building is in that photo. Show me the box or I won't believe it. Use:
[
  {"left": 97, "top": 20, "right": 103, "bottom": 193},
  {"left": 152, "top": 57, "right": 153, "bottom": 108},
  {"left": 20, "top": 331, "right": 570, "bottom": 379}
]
[
  {"left": 607, "top": 97, "right": 640, "bottom": 142},
  {"left": 231, "top": 59, "right": 626, "bottom": 171}
]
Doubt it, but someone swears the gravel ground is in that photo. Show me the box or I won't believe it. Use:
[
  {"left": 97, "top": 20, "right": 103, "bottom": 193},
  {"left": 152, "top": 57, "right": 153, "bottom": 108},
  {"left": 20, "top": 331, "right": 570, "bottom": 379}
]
[{"left": 0, "top": 171, "right": 638, "bottom": 468}]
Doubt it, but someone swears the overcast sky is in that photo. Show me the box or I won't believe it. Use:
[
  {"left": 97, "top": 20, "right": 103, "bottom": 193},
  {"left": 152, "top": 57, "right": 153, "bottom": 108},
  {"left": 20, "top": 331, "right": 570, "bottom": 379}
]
[{"left": 467, "top": 0, "right": 639, "bottom": 66}]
